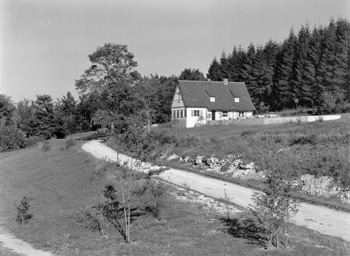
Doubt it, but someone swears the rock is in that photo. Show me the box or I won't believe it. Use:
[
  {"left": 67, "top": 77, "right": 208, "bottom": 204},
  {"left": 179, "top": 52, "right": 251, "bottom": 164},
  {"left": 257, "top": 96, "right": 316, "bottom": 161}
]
[
  {"left": 167, "top": 154, "right": 179, "bottom": 161},
  {"left": 206, "top": 156, "right": 221, "bottom": 168},
  {"left": 300, "top": 174, "right": 350, "bottom": 204},
  {"left": 195, "top": 155, "right": 204, "bottom": 165},
  {"left": 228, "top": 165, "right": 265, "bottom": 180},
  {"left": 183, "top": 156, "right": 194, "bottom": 164}
]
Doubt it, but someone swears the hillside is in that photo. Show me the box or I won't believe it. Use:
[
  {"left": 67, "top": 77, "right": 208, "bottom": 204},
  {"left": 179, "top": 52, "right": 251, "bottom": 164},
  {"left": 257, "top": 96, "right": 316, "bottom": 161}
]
[{"left": 0, "top": 137, "right": 349, "bottom": 255}]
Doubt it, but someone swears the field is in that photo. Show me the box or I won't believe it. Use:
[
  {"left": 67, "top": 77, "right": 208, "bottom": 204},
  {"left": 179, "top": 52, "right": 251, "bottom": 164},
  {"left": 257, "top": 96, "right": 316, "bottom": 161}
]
[
  {"left": 144, "top": 113, "right": 350, "bottom": 209},
  {"left": 0, "top": 136, "right": 350, "bottom": 255}
]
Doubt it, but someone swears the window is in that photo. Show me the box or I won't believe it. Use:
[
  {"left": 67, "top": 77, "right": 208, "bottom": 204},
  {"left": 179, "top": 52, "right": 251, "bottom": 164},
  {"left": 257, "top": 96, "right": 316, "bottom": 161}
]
[
  {"left": 176, "top": 110, "right": 179, "bottom": 118},
  {"left": 194, "top": 110, "right": 200, "bottom": 116},
  {"left": 172, "top": 110, "right": 175, "bottom": 118},
  {"left": 210, "top": 96, "right": 215, "bottom": 102},
  {"left": 234, "top": 98, "right": 240, "bottom": 103},
  {"left": 239, "top": 111, "right": 245, "bottom": 117},
  {"left": 223, "top": 111, "right": 228, "bottom": 117},
  {"left": 180, "top": 110, "right": 183, "bottom": 118}
]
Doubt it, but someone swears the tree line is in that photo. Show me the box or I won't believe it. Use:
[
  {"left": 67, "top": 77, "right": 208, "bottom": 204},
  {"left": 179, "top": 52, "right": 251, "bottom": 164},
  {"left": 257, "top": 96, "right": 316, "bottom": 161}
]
[
  {"left": 1, "top": 18, "right": 349, "bottom": 151},
  {"left": 0, "top": 46, "right": 201, "bottom": 151},
  {"left": 207, "top": 18, "right": 350, "bottom": 113}
]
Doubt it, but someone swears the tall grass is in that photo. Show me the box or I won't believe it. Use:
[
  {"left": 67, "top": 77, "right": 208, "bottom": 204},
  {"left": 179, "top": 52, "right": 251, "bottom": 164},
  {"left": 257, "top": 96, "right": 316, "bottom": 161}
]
[{"left": 151, "top": 117, "right": 350, "bottom": 187}]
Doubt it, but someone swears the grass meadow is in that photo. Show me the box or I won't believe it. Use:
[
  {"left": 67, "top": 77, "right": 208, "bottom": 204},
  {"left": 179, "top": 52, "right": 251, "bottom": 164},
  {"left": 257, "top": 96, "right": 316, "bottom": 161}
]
[
  {"left": 146, "top": 113, "right": 350, "bottom": 210},
  {"left": 0, "top": 135, "right": 350, "bottom": 255}
]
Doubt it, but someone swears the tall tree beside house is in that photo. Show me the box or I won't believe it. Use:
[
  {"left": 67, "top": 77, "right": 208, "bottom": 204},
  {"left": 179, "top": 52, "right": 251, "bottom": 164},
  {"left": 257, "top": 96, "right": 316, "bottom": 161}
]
[
  {"left": 135, "top": 75, "right": 178, "bottom": 124},
  {"left": 153, "top": 75, "right": 178, "bottom": 123},
  {"left": 178, "top": 68, "right": 206, "bottom": 81},
  {"left": 75, "top": 43, "right": 140, "bottom": 95},
  {"left": 75, "top": 43, "right": 141, "bottom": 130},
  {"left": 207, "top": 57, "right": 221, "bottom": 81}
]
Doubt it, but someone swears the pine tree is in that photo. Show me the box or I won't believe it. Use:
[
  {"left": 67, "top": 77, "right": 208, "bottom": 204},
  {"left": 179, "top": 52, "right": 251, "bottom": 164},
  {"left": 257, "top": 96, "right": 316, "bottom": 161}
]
[
  {"left": 219, "top": 51, "right": 230, "bottom": 80},
  {"left": 207, "top": 58, "right": 221, "bottom": 81},
  {"left": 248, "top": 46, "right": 273, "bottom": 111},
  {"left": 271, "top": 29, "right": 296, "bottom": 110},
  {"left": 236, "top": 46, "right": 251, "bottom": 82},
  {"left": 290, "top": 25, "right": 314, "bottom": 108},
  {"left": 227, "top": 46, "right": 239, "bottom": 81}
]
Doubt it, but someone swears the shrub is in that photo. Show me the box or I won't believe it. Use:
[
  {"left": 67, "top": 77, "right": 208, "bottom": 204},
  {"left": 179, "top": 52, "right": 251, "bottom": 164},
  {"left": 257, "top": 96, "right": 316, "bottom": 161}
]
[
  {"left": 0, "top": 126, "right": 26, "bottom": 152},
  {"left": 16, "top": 196, "right": 33, "bottom": 225},
  {"left": 91, "top": 162, "right": 167, "bottom": 243},
  {"left": 288, "top": 134, "right": 318, "bottom": 146},
  {"left": 250, "top": 168, "right": 300, "bottom": 249},
  {"left": 24, "top": 136, "right": 43, "bottom": 148},
  {"left": 147, "top": 182, "right": 168, "bottom": 221}
]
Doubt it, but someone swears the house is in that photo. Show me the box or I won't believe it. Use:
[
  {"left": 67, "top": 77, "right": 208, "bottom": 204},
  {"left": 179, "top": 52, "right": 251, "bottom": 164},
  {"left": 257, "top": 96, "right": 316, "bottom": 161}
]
[{"left": 171, "top": 79, "right": 256, "bottom": 128}]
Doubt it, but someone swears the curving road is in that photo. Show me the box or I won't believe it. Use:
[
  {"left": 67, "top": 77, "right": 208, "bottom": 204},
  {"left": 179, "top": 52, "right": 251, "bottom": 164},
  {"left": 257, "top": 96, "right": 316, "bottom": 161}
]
[{"left": 82, "top": 140, "right": 350, "bottom": 242}]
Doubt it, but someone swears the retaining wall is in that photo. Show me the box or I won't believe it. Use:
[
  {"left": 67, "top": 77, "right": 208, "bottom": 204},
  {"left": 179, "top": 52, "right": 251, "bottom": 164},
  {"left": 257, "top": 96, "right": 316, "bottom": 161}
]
[{"left": 207, "top": 115, "right": 341, "bottom": 126}]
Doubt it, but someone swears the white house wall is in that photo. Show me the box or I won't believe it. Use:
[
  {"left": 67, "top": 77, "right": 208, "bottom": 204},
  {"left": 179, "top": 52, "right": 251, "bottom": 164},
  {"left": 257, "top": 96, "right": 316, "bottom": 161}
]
[
  {"left": 186, "top": 107, "right": 207, "bottom": 128},
  {"left": 246, "top": 112, "right": 253, "bottom": 117}
]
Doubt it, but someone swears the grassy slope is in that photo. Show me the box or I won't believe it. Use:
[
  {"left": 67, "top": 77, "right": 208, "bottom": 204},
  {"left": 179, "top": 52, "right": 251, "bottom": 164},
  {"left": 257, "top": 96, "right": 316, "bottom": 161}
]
[
  {"left": 0, "top": 138, "right": 349, "bottom": 255},
  {"left": 148, "top": 113, "right": 350, "bottom": 210}
]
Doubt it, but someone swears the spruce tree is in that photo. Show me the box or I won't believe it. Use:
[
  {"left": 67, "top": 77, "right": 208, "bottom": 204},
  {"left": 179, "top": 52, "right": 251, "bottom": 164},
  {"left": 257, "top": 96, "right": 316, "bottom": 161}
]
[
  {"left": 271, "top": 29, "right": 296, "bottom": 110},
  {"left": 219, "top": 51, "right": 230, "bottom": 80},
  {"left": 227, "top": 46, "right": 239, "bottom": 81},
  {"left": 207, "top": 58, "right": 221, "bottom": 81}
]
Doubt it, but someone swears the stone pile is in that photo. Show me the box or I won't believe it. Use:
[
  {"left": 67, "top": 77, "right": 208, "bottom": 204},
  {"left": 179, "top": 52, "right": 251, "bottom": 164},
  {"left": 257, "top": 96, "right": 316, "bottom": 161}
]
[
  {"left": 299, "top": 174, "right": 350, "bottom": 204},
  {"left": 163, "top": 152, "right": 350, "bottom": 204}
]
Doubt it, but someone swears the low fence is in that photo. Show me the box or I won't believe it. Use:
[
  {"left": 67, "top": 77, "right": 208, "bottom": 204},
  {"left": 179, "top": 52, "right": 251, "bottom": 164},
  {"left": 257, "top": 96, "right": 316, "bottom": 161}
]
[{"left": 206, "top": 115, "right": 341, "bottom": 126}]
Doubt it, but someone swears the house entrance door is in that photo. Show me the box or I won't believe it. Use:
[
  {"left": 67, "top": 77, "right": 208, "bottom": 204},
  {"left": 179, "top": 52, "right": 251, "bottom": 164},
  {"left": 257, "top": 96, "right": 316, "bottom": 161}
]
[{"left": 211, "top": 111, "right": 216, "bottom": 120}]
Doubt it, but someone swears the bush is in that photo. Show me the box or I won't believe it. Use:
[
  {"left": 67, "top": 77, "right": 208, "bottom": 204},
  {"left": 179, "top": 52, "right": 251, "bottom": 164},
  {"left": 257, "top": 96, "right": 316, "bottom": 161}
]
[
  {"left": 0, "top": 126, "right": 26, "bottom": 152},
  {"left": 16, "top": 196, "right": 33, "bottom": 225},
  {"left": 250, "top": 169, "right": 300, "bottom": 249},
  {"left": 288, "top": 134, "right": 318, "bottom": 146},
  {"left": 24, "top": 136, "right": 43, "bottom": 148}
]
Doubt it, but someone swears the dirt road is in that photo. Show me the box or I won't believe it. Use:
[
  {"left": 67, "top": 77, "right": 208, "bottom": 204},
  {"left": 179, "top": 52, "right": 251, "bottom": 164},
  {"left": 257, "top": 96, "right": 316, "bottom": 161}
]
[
  {"left": 82, "top": 140, "right": 350, "bottom": 242},
  {"left": 0, "top": 228, "right": 54, "bottom": 256}
]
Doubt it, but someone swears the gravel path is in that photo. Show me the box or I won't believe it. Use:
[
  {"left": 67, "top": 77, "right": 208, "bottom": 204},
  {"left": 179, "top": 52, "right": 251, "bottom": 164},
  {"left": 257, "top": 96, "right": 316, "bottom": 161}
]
[
  {"left": 0, "top": 229, "right": 54, "bottom": 256},
  {"left": 82, "top": 140, "right": 350, "bottom": 242}
]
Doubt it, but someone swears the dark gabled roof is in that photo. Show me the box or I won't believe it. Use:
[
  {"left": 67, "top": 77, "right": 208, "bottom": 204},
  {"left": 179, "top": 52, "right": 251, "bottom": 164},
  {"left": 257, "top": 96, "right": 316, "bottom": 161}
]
[{"left": 178, "top": 80, "right": 256, "bottom": 111}]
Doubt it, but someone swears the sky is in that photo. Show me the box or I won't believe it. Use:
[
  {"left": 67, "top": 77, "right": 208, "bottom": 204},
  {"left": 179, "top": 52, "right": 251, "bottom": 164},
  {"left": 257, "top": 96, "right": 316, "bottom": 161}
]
[{"left": 0, "top": 0, "right": 349, "bottom": 102}]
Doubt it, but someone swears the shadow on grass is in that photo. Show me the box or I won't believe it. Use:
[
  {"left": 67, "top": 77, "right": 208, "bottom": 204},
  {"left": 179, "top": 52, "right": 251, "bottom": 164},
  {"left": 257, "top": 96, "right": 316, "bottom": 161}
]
[{"left": 220, "top": 216, "right": 265, "bottom": 247}]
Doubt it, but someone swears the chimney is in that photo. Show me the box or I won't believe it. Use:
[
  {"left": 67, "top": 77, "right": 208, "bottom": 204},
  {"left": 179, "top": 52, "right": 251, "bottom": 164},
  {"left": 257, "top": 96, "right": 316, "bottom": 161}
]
[{"left": 223, "top": 79, "right": 228, "bottom": 85}]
